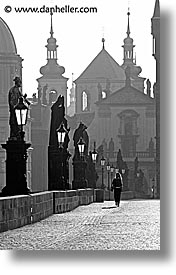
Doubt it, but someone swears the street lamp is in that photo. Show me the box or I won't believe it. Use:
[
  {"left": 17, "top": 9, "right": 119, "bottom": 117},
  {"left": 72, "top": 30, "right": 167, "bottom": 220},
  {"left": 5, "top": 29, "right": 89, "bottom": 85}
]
[
  {"left": 122, "top": 168, "right": 125, "bottom": 175},
  {"left": 56, "top": 122, "right": 68, "bottom": 148},
  {"left": 152, "top": 177, "right": 155, "bottom": 199},
  {"left": 14, "top": 96, "right": 29, "bottom": 140},
  {"left": 92, "top": 142, "right": 98, "bottom": 163},
  {"left": 77, "top": 137, "right": 86, "bottom": 188},
  {"left": 100, "top": 156, "right": 106, "bottom": 189},
  {"left": 1, "top": 97, "right": 31, "bottom": 195},
  {"left": 56, "top": 122, "right": 68, "bottom": 189},
  {"left": 106, "top": 160, "right": 111, "bottom": 200},
  {"left": 77, "top": 137, "right": 86, "bottom": 158}
]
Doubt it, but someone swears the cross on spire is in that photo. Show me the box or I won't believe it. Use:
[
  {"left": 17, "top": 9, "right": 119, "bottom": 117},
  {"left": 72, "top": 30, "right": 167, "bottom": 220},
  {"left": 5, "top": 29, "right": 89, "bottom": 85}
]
[{"left": 102, "top": 37, "right": 105, "bottom": 49}]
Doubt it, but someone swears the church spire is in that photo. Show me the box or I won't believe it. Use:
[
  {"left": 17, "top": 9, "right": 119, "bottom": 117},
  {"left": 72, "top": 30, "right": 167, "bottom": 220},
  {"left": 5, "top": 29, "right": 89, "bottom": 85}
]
[
  {"left": 50, "top": 10, "right": 54, "bottom": 37},
  {"left": 152, "top": 0, "right": 160, "bottom": 18},
  {"left": 102, "top": 37, "right": 105, "bottom": 49},
  {"left": 46, "top": 12, "right": 58, "bottom": 60},
  {"left": 122, "top": 9, "right": 135, "bottom": 65},
  {"left": 127, "top": 8, "right": 130, "bottom": 37}
]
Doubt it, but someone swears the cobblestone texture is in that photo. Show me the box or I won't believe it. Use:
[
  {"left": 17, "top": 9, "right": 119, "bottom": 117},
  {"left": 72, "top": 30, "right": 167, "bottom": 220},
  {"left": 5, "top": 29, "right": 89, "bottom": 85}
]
[{"left": 0, "top": 200, "right": 160, "bottom": 250}]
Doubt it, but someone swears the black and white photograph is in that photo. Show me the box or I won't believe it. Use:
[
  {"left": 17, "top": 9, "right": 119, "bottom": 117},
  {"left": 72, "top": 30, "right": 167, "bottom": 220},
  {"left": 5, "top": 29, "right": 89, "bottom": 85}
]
[
  {"left": 0, "top": 0, "right": 175, "bottom": 272},
  {"left": 0, "top": 0, "right": 160, "bottom": 251}
]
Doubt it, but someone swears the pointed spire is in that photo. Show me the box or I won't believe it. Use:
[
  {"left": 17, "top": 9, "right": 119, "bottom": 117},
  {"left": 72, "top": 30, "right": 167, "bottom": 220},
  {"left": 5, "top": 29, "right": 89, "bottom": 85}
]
[
  {"left": 50, "top": 10, "right": 54, "bottom": 37},
  {"left": 127, "top": 7, "right": 130, "bottom": 37},
  {"left": 152, "top": 0, "right": 160, "bottom": 18}
]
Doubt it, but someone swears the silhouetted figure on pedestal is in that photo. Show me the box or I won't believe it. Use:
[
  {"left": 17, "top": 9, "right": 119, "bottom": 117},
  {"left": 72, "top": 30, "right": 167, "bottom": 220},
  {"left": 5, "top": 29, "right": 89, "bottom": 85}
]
[
  {"left": 8, "top": 77, "right": 30, "bottom": 140},
  {"left": 49, "top": 95, "right": 69, "bottom": 148},
  {"left": 109, "top": 138, "right": 114, "bottom": 158},
  {"left": 73, "top": 122, "right": 89, "bottom": 160},
  {"left": 48, "top": 95, "right": 70, "bottom": 190}
]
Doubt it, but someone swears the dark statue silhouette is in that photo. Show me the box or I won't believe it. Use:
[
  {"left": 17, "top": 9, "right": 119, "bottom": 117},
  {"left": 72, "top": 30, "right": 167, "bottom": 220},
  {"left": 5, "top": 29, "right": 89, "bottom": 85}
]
[
  {"left": 48, "top": 95, "right": 70, "bottom": 190},
  {"left": 73, "top": 121, "right": 89, "bottom": 160},
  {"left": 49, "top": 95, "right": 70, "bottom": 148},
  {"left": 8, "top": 77, "right": 30, "bottom": 140}
]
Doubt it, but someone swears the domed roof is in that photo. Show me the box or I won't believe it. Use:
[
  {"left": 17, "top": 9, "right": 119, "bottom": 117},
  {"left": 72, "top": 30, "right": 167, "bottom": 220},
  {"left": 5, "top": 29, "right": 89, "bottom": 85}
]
[
  {"left": 123, "top": 36, "right": 133, "bottom": 44},
  {"left": 40, "top": 59, "right": 66, "bottom": 78},
  {"left": 0, "top": 17, "right": 17, "bottom": 54}
]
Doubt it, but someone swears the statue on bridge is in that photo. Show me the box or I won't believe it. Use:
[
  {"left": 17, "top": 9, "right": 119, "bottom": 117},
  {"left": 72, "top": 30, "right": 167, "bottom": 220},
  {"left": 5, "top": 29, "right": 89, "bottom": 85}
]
[
  {"left": 48, "top": 95, "right": 70, "bottom": 190},
  {"left": 8, "top": 77, "right": 30, "bottom": 140},
  {"left": 49, "top": 95, "right": 70, "bottom": 148},
  {"left": 73, "top": 121, "right": 89, "bottom": 160}
]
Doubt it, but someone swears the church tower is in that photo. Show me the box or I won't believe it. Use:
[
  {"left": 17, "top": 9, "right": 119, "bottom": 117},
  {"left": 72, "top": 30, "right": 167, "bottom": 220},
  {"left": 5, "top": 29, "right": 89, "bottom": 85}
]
[
  {"left": 121, "top": 10, "right": 145, "bottom": 92},
  {"left": 151, "top": 0, "right": 160, "bottom": 197},
  {"left": 37, "top": 12, "right": 68, "bottom": 110}
]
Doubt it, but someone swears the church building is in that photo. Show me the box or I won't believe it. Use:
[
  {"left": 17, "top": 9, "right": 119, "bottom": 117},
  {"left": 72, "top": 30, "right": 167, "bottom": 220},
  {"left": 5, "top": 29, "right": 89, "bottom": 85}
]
[{"left": 68, "top": 10, "right": 156, "bottom": 192}]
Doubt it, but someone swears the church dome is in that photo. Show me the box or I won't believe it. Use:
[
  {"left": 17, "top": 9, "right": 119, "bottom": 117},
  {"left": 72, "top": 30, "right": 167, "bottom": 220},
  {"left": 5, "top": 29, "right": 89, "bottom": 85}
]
[{"left": 0, "top": 17, "right": 17, "bottom": 54}]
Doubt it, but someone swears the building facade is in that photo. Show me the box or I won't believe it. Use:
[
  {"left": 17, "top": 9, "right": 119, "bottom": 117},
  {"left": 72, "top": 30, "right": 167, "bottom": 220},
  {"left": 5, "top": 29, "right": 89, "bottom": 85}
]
[{"left": 69, "top": 11, "right": 156, "bottom": 194}]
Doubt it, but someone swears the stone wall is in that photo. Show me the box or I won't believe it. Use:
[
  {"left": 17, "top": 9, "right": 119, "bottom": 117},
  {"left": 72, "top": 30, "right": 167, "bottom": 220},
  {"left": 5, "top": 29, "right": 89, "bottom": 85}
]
[
  {"left": 0, "top": 189, "right": 95, "bottom": 233},
  {"left": 0, "top": 192, "right": 53, "bottom": 232}
]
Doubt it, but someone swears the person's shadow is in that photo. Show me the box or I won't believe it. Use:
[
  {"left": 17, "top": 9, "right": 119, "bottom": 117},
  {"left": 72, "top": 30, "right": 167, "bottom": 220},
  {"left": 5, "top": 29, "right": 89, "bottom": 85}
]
[{"left": 102, "top": 206, "right": 117, "bottom": 209}]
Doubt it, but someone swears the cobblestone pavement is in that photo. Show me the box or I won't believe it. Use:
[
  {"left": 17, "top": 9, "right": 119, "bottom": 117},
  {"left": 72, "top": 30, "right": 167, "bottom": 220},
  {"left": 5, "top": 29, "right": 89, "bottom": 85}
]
[{"left": 0, "top": 200, "right": 160, "bottom": 250}]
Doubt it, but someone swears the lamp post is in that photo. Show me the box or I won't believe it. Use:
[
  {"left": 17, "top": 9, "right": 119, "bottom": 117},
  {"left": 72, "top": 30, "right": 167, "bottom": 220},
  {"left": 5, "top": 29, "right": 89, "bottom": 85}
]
[
  {"left": 56, "top": 122, "right": 67, "bottom": 148},
  {"left": 106, "top": 160, "right": 111, "bottom": 200},
  {"left": 56, "top": 122, "right": 68, "bottom": 190},
  {"left": 1, "top": 97, "right": 31, "bottom": 196},
  {"left": 91, "top": 142, "right": 98, "bottom": 189},
  {"left": 152, "top": 177, "right": 155, "bottom": 199},
  {"left": 14, "top": 96, "right": 29, "bottom": 140},
  {"left": 78, "top": 137, "right": 85, "bottom": 158},
  {"left": 77, "top": 137, "right": 86, "bottom": 188},
  {"left": 100, "top": 156, "right": 105, "bottom": 189},
  {"left": 92, "top": 142, "right": 98, "bottom": 164}
]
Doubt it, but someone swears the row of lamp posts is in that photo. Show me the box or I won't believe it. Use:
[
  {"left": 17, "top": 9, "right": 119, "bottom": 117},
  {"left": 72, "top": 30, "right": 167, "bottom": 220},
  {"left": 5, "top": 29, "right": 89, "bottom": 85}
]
[
  {"left": 100, "top": 155, "right": 126, "bottom": 201},
  {"left": 1, "top": 95, "right": 126, "bottom": 195}
]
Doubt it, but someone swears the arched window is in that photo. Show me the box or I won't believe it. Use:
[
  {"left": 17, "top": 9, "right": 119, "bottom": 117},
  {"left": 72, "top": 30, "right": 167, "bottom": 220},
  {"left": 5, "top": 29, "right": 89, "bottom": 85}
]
[
  {"left": 49, "top": 90, "right": 57, "bottom": 104},
  {"left": 81, "top": 91, "right": 90, "bottom": 112}
]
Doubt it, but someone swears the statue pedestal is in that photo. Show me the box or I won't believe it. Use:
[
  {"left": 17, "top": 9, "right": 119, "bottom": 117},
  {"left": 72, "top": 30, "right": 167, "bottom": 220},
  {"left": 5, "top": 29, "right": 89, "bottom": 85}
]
[
  {"left": 48, "top": 146, "right": 70, "bottom": 190},
  {"left": 1, "top": 140, "right": 31, "bottom": 196},
  {"left": 72, "top": 158, "right": 87, "bottom": 190}
]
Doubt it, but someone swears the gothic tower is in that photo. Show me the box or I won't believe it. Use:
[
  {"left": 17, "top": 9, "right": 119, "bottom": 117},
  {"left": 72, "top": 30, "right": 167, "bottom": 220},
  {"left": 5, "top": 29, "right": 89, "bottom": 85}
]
[
  {"left": 37, "top": 12, "right": 68, "bottom": 110},
  {"left": 151, "top": 0, "right": 160, "bottom": 198}
]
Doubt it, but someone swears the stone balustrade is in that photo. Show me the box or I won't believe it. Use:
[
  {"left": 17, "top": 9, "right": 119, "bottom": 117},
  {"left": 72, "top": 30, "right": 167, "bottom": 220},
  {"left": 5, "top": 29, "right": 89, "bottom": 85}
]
[{"left": 0, "top": 189, "right": 95, "bottom": 233}]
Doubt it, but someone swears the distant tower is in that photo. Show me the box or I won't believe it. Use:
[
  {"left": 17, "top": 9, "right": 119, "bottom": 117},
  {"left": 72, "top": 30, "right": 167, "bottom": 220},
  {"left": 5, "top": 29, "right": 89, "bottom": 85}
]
[
  {"left": 67, "top": 73, "right": 75, "bottom": 116},
  {"left": 151, "top": 0, "right": 160, "bottom": 198},
  {"left": 37, "top": 12, "right": 68, "bottom": 110},
  {"left": 121, "top": 9, "right": 145, "bottom": 92}
]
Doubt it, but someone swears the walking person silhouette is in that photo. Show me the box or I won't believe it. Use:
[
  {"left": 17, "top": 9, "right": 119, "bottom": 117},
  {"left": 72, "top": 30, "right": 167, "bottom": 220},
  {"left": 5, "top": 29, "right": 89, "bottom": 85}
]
[{"left": 111, "top": 172, "right": 123, "bottom": 207}]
